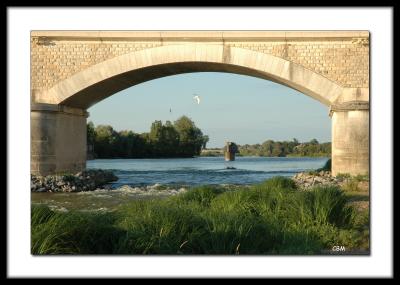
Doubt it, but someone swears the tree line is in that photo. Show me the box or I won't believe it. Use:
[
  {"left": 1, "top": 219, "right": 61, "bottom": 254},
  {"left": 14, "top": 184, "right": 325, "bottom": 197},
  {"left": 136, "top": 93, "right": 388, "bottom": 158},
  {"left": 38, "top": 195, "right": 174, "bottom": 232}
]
[
  {"left": 87, "top": 116, "right": 209, "bottom": 158},
  {"left": 238, "top": 138, "right": 331, "bottom": 157}
]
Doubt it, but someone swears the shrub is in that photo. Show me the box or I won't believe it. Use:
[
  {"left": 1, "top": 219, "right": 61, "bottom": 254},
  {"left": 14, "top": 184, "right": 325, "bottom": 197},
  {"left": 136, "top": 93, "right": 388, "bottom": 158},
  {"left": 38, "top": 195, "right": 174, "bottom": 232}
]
[
  {"left": 317, "top": 158, "right": 331, "bottom": 171},
  {"left": 258, "top": 176, "right": 298, "bottom": 191},
  {"left": 176, "top": 185, "right": 225, "bottom": 207}
]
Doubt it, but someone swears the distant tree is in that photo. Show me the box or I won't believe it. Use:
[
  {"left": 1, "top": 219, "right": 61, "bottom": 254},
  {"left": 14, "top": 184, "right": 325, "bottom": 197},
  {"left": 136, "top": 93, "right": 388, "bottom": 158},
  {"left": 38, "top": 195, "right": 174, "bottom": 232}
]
[
  {"left": 272, "top": 142, "right": 285, "bottom": 157},
  {"left": 149, "top": 120, "right": 164, "bottom": 156},
  {"left": 149, "top": 120, "right": 163, "bottom": 141},
  {"left": 174, "top": 116, "right": 205, "bottom": 156},
  {"left": 173, "top": 116, "right": 196, "bottom": 141},
  {"left": 202, "top": 135, "right": 209, "bottom": 149},
  {"left": 87, "top": 121, "right": 96, "bottom": 145},
  {"left": 162, "top": 121, "right": 180, "bottom": 157},
  {"left": 238, "top": 138, "right": 330, "bottom": 157},
  {"left": 94, "top": 125, "right": 118, "bottom": 158},
  {"left": 116, "top": 130, "right": 138, "bottom": 158}
]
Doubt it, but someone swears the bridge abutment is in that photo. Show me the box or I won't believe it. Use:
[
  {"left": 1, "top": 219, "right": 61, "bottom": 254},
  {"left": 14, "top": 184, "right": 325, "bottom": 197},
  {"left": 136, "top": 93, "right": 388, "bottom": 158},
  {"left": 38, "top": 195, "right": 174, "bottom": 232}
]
[
  {"left": 31, "top": 103, "right": 87, "bottom": 175},
  {"left": 330, "top": 102, "right": 369, "bottom": 176}
]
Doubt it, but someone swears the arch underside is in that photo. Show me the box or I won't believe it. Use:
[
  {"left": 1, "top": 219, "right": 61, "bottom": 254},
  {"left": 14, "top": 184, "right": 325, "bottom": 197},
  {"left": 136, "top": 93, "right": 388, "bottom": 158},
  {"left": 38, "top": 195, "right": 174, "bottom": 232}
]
[
  {"left": 61, "top": 62, "right": 319, "bottom": 109},
  {"left": 40, "top": 45, "right": 344, "bottom": 109}
]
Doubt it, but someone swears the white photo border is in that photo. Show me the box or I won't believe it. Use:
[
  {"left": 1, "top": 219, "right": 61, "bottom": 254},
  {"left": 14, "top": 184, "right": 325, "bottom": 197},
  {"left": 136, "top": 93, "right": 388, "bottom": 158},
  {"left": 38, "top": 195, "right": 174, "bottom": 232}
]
[{"left": 7, "top": 7, "right": 393, "bottom": 278}]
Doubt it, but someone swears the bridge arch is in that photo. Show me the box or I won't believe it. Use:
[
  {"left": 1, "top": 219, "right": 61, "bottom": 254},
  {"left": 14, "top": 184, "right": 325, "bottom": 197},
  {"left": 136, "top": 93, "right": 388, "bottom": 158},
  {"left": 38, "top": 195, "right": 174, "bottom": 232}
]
[
  {"left": 37, "top": 44, "right": 343, "bottom": 109},
  {"left": 31, "top": 36, "right": 369, "bottom": 177}
]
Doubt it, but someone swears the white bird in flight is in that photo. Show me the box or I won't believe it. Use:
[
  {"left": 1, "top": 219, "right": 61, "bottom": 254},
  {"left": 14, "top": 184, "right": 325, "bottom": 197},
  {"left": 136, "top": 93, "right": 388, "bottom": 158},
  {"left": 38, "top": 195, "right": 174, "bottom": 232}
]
[{"left": 193, "top": 95, "right": 201, "bottom": 104}]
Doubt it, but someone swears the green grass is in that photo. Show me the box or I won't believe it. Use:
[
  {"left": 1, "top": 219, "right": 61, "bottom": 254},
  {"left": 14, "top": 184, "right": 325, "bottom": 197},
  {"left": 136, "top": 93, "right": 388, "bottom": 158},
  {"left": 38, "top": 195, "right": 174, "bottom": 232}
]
[
  {"left": 340, "top": 174, "right": 369, "bottom": 193},
  {"left": 31, "top": 177, "right": 369, "bottom": 255},
  {"left": 342, "top": 179, "right": 361, "bottom": 192}
]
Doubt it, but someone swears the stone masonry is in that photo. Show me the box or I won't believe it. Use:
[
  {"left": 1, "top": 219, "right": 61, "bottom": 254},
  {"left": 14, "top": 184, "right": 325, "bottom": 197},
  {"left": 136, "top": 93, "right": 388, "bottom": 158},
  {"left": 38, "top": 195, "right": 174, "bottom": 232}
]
[
  {"left": 30, "top": 31, "right": 369, "bottom": 176},
  {"left": 31, "top": 31, "right": 369, "bottom": 94}
]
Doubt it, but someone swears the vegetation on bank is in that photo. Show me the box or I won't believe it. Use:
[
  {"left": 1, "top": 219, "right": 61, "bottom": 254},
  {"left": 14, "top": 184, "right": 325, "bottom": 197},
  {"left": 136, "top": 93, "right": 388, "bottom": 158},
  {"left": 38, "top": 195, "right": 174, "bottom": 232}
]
[
  {"left": 238, "top": 138, "right": 331, "bottom": 157},
  {"left": 88, "top": 117, "right": 330, "bottom": 159},
  {"left": 318, "top": 158, "right": 332, "bottom": 171},
  {"left": 199, "top": 149, "right": 224, "bottom": 157},
  {"left": 199, "top": 139, "right": 331, "bottom": 157},
  {"left": 31, "top": 177, "right": 369, "bottom": 255},
  {"left": 87, "top": 116, "right": 209, "bottom": 159}
]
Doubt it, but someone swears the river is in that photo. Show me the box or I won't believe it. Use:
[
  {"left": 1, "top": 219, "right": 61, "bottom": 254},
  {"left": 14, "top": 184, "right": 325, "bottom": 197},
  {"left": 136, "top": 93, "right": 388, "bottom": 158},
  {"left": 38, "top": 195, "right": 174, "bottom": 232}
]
[{"left": 31, "top": 156, "right": 329, "bottom": 212}]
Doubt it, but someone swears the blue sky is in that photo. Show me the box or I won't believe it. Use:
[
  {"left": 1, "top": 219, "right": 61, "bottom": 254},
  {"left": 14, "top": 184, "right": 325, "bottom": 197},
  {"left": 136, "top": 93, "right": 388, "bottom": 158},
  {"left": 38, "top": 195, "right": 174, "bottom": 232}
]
[{"left": 88, "top": 72, "right": 331, "bottom": 148}]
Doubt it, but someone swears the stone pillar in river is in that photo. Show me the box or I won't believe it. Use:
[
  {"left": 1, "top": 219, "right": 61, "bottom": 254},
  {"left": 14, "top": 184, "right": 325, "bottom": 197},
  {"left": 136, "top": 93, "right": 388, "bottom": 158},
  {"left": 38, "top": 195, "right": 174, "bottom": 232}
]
[{"left": 224, "top": 142, "right": 239, "bottom": 161}]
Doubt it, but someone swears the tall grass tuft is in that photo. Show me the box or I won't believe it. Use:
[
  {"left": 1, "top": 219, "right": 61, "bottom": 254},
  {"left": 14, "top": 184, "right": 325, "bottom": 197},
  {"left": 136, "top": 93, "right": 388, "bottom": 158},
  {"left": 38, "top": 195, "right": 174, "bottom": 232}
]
[
  {"left": 309, "top": 186, "right": 354, "bottom": 227},
  {"left": 31, "top": 177, "right": 367, "bottom": 254},
  {"left": 175, "top": 185, "right": 225, "bottom": 207},
  {"left": 31, "top": 205, "right": 122, "bottom": 254}
]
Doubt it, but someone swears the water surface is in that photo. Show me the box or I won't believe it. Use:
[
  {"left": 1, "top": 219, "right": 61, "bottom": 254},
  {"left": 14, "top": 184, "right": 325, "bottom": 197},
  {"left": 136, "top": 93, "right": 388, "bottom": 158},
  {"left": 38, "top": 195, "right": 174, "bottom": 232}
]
[
  {"left": 31, "top": 156, "right": 328, "bottom": 211},
  {"left": 88, "top": 156, "right": 328, "bottom": 187}
]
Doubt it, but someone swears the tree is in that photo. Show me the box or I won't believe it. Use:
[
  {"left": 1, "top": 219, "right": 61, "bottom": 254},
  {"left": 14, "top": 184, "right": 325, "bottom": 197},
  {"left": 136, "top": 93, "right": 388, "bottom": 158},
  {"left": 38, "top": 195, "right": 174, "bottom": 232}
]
[
  {"left": 149, "top": 120, "right": 164, "bottom": 156},
  {"left": 163, "top": 121, "right": 180, "bottom": 156},
  {"left": 147, "top": 120, "right": 181, "bottom": 157},
  {"left": 261, "top": 140, "right": 274, "bottom": 156},
  {"left": 202, "top": 135, "right": 209, "bottom": 149},
  {"left": 89, "top": 117, "right": 209, "bottom": 159},
  {"left": 174, "top": 116, "right": 205, "bottom": 156},
  {"left": 115, "top": 130, "right": 138, "bottom": 158},
  {"left": 174, "top": 116, "right": 196, "bottom": 142},
  {"left": 271, "top": 141, "right": 284, "bottom": 157},
  {"left": 94, "top": 125, "right": 118, "bottom": 158},
  {"left": 87, "top": 121, "right": 96, "bottom": 145},
  {"left": 149, "top": 120, "right": 163, "bottom": 143}
]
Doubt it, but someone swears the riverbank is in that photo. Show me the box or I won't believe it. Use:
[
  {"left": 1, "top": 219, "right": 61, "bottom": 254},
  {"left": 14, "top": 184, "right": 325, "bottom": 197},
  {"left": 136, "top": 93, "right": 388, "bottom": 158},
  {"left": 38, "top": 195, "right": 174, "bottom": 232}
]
[
  {"left": 199, "top": 152, "right": 331, "bottom": 158},
  {"left": 31, "top": 169, "right": 118, "bottom": 192},
  {"left": 30, "top": 167, "right": 355, "bottom": 194},
  {"left": 292, "top": 170, "right": 369, "bottom": 191},
  {"left": 292, "top": 170, "right": 343, "bottom": 189},
  {"left": 31, "top": 176, "right": 369, "bottom": 255}
]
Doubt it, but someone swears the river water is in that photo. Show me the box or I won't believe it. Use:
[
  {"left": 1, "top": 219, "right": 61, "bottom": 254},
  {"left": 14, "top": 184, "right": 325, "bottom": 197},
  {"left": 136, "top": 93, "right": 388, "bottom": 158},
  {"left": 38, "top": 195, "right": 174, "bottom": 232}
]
[{"left": 31, "top": 156, "right": 329, "bottom": 211}]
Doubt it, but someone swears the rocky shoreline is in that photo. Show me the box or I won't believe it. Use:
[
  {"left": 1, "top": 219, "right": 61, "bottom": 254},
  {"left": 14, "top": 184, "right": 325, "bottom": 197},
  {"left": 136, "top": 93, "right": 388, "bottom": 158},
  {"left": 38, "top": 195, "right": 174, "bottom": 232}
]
[
  {"left": 31, "top": 168, "right": 357, "bottom": 193},
  {"left": 291, "top": 170, "right": 347, "bottom": 190},
  {"left": 31, "top": 169, "right": 118, "bottom": 192}
]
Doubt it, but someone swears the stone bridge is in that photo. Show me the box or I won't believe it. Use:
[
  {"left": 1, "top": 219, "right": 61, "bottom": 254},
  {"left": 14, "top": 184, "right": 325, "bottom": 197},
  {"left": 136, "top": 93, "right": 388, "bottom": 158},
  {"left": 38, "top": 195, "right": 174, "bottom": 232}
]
[{"left": 31, "top": 31, "right": 369, "bottom": 176}]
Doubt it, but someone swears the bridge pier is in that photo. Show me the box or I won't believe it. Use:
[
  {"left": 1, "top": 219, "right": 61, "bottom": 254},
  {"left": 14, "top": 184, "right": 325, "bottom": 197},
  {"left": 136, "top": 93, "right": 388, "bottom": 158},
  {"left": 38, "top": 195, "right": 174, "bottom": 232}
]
[
  {"left": 330, "top": 102, "right": 369, "bottom": 176},
  {"left": 31, "top": 103, "right": 87, "bottom": 175}
]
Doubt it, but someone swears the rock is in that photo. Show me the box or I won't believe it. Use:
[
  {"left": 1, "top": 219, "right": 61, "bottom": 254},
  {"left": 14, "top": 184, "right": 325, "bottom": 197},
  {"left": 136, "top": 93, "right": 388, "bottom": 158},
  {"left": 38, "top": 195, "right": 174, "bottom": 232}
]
[
  {"left": 292, "top": 170, "right": 340, "bottom": 190},
  {"left": 31, "top": 169, "right": 118, "bottom": 193}
]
